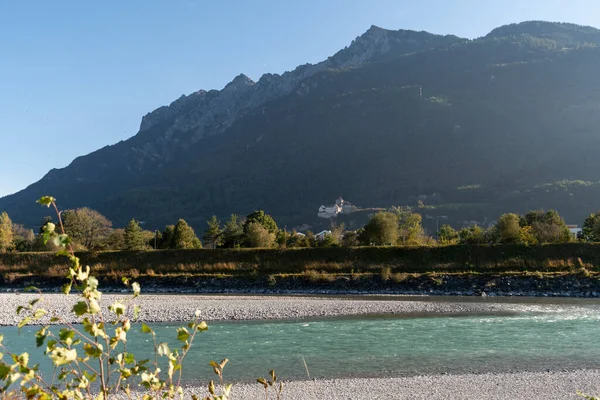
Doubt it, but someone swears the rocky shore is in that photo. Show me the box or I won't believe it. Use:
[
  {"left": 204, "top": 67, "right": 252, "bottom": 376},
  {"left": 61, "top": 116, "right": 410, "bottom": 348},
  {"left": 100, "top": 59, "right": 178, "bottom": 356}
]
[
  {"left": 193, "top": 370, "right": 600, "bottom": 400},
  {"left": 4, "top": 272, "right": 600, "bottom": 298}
]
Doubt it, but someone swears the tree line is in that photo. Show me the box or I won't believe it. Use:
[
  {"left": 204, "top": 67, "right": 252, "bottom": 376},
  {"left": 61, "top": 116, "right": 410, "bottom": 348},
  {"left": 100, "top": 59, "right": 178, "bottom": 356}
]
[{"left": 1, "top": 206, "right": 600, "bottom": 253}]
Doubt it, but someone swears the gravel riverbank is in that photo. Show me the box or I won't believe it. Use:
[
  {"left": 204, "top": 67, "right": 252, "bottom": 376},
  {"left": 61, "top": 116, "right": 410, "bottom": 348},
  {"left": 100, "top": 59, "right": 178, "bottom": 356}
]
[
  {"left": 0, "top": 293, "right": 522, "bottom": 325},
  {"left": 196, "top": 370, "right": 600, "bottom": 400}
]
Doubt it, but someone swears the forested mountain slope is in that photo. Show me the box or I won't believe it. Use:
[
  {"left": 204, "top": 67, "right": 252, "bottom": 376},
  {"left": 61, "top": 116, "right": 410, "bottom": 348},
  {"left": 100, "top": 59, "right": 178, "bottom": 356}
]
[{"left": 3, "top": 21, "right": 600, "bottom": 231}]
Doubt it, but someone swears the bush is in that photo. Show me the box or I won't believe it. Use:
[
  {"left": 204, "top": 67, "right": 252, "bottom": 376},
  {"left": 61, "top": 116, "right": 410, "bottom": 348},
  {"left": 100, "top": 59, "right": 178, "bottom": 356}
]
[{"left": 380, "top": 267, "right": 392, "bottom": 281}]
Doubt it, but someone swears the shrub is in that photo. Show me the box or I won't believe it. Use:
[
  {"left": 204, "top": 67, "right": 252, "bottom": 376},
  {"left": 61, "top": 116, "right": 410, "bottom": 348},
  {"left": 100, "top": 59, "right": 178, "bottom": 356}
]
[
  {"left": 245, "top": 222, "right": 275, "bottom": 248},
  {"left": 392, "top": 272, "right": 410, "bottom": 283},
  {"left": 380, "top": 267, "right": 392, "bottom": 281}
]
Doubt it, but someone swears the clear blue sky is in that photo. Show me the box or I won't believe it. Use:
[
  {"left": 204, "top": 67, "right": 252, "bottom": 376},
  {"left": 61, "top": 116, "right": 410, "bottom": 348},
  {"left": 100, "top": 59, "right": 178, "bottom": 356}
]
[{"left": 1, "top": 0, "right": 599, "bottom": 197}]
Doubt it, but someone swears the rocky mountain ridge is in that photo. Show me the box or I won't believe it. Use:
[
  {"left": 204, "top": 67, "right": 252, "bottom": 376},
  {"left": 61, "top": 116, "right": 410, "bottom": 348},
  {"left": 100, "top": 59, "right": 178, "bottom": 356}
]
[
  {"left": 3, "top": 21, "right": 600, "bottom": 231},
  {"left": 137, "top": 26, "right": 463, "bottom": 154}
]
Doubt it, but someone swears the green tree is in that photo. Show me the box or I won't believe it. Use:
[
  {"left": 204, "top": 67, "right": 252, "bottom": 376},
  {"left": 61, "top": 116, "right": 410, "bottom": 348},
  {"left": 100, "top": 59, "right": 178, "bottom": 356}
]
[
  {"left": 172, "top": 219, "right": 202, "bottom": 249},
  {"left": 276, "top": 229, "right": 290, "bottom": 248},
  {"left": 580, "top": 212, "right": 600, "bottom": 242},
  {"left": 244, "top": 210, "right": 278, "bottom": 234},
  {"left": 203, "top": 216, "right": 223, "bottom": 249},
  {"left": 319, "top": 233, "right": 338, "bottom": 247},
  {"left": 160, "top": 225, "right": 175, "bottom": 249},
  {"left": 304, "top": 231, "right": 317, "bottom": 247},
  {"left": 244, "top": 222, "right": 275, "bottom": 248},
  {"left": 150, "top": 230, "right": 162, "bottom": 249},
  {"left": 518, "top": 225, "right": 538, "bottom": 245},
  {"left": 11, "top": 223, "right": 35, "bottom": 252},
  {"left": 124, "top": 219, "right": 146, "bottom": 250},
  {"left": 285, "top": 231, "right": 304, "bottom": 248},
  {"left": 361, "top": 212, "right": 399, "bottom": 246},
  {"left": 0, "top": 211, "right": 14, "bottom": 253},
  {"left": 142, "top": 229, "right": 158, "bottom": 249},
  {"left": 62, "top": 207, "right": 113, "bottom": 250},
  {"left": 437, "top": 224, "right": 458, "bottom": 245},
  {"left": 222, "top": 214, "right": 244, "bottom": 248},
  {"left": 104, "top": 228, "right": 126, "bottom": 250},
  {"left": 458, "top": 225, "right": 488, "bottom": 244},
  {"left": 395, "top": 208, "right": 425, "bottom": 245},
  {"left": 524, "top": 209, "right": 570, "bottom": 243},
  {"left": 329, "top": 223, "right": 345, "bottom": 246},
  {"left": 496, "top": 213, "right": 521, "bottom": 243},
  {"left": 341, "top": 231, "right": 360, "bottom": 247}
]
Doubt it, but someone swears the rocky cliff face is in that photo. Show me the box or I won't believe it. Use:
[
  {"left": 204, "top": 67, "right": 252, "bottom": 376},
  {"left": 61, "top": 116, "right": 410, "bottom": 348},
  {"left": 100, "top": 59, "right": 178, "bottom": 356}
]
[{"left": 136, "top": 27, "right": 462, "bottom": 152}]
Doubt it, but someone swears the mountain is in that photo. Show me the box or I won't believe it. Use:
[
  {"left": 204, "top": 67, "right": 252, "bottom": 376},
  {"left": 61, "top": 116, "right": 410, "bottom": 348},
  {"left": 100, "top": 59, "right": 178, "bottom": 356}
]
[{"left": 3, "top": 21, "right": 600, "bottom": 232}]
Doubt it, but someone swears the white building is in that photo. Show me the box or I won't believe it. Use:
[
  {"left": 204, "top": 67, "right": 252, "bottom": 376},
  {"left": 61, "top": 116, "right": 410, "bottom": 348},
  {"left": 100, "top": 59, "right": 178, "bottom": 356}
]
[
  {"left": 318, "top": 197, "right": 358, "bottom": 218},
  {"left": 315, "top": 230, "right": 332, "bottom": 240},
  {"left": 318, "top": 204, "right": 342, "bottom": 219},
  {"left": 567, "top": 225, "right": 582, "bottom": 238}
]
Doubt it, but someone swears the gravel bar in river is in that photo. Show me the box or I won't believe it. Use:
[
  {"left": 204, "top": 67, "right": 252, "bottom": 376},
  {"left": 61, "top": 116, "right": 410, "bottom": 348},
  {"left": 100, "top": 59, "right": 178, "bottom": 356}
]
[{"left": 0, "top": 293, "right": 516, "bottom": 325}]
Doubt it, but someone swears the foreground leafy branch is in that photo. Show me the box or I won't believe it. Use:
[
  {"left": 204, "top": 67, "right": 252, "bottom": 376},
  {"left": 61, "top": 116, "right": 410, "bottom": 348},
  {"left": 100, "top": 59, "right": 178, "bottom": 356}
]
[{"left": 0, "top": 196, "right": 244, "bottom": 399}]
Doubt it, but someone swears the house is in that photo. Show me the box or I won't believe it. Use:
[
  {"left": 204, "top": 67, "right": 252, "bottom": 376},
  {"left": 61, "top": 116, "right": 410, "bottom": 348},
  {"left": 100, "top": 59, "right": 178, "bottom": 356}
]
[
  {"left": 318, "top": 204, "right": 342, "bottom": 219},
  {"left": 318, "top": 197, "right": 358, "bottom": 218},
  {"left": 567, "top": 225, "right": 582, "bottom": 238},
  {"left": 315, "top": 230, "right": 332, "bottom": 240}
]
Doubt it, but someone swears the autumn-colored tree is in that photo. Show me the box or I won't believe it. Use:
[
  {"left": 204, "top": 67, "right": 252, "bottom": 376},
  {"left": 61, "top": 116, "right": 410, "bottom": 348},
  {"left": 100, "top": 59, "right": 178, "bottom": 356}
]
[
  {"left": 496, "top": 213, "right": 521, "bottom": 243},
  {"left": 395, "top": 208, "right": 425, "bottom": 245},
  {"left": 458, "top": 225, "right": 488, "bottom": 245},
  {"left": 11, "top": 223, "right": 35, "bottom": 252},
  {"left": 104, "top": 228, "right": 126, "bottom": 250},
  {"left": 244, "top": 222, "right": 275, "bottom": 248},
  {"left": 0, "top": 211, "right": 14, "bottom": 253},
  {"left": 437, "top": 224, "right": 459, "bottom": 245},
  {"left": 62, "top": 207, "right": 113, "bottom": 250},
  {"left": 361, "top": 212, "right": 398, "bottom": 246},
  {"left": 524, "top": 209, "right": 570, "bottom": 243}
]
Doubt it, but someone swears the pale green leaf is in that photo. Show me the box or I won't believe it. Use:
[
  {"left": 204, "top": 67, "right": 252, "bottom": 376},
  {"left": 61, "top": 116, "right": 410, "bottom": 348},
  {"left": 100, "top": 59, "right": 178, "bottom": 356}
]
[
  {"left": 36, "top": 196, "right": 55, "bottom": 207},
  {"left": 176, "top": 327, "right": 190, "bottom": 342},
  {"left": 141, "top": 324, "right": 153, "bottom": 334},
  {"left": 157, "top": 342, "right": 170, "bottom": 357},
  {"left": 49, "top": 347, "right": 77, "bottom": 366},
  {"left": 72, "top": 301, "right": 88, "bottom": 316},
  {"left": 132, "top": 282, "right": 141, "bottom": 297},
  {"left": 18, "top": 316, "right": 31, "bottom": 331},
  {"left": 33, "top": 309, "right": 47, "bottom": 320}
]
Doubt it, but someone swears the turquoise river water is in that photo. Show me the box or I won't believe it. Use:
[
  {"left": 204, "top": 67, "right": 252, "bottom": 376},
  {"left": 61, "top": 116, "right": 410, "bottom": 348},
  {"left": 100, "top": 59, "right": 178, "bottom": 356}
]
[{"left": 2, "top": 298, "right": 600, "bottom": 383}]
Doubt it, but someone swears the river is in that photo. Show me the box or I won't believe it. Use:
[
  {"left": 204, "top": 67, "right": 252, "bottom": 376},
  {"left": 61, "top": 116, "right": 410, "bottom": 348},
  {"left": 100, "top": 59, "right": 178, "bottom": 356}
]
[{"left": 1, "top": 297, "right": 599, "bottom": 384}]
